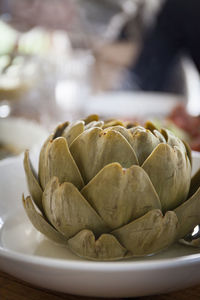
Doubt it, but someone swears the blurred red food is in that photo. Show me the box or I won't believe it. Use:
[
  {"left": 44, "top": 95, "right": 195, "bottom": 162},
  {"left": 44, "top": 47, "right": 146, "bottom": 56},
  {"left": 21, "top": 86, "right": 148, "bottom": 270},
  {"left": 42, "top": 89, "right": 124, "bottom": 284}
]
[{"left": 168, "top": 103, "right": 200, "bottom": 151}]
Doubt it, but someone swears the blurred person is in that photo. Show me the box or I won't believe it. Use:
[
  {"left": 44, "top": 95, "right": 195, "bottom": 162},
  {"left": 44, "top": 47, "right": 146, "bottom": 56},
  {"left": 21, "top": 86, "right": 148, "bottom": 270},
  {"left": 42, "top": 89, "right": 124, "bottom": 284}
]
[{"left": 122, "top": 0, "right": 200, "bottom": 93}]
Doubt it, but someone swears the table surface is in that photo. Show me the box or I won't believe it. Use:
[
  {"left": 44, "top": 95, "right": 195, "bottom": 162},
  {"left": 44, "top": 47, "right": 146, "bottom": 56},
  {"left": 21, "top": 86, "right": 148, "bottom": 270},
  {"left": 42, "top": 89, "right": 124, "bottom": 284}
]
[{"left": 1, "top": 271, "right": 200, "bottom": 300}]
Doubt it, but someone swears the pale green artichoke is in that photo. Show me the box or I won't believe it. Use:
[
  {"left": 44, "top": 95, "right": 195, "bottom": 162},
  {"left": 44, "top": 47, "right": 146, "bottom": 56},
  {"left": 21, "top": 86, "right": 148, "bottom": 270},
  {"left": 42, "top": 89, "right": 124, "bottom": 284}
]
[{"left": 23, "top": 115, "right": 200, "bottom": 260}]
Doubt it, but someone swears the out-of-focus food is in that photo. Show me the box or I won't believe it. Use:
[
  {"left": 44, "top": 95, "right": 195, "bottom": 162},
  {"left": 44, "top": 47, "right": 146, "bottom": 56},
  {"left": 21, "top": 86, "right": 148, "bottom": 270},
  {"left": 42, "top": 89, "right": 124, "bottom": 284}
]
[
  {"left": 0, "top": 117, "right": 48, "bottom": 160},
  {"left": 0, "top": 142, "right": 20, "bottom": 160},
  {"left": 23, "top": 114, "right": 200, "bottom": 261},
  {"left": 0, "top": 59, "right": 32, "bottom": 101},
  {"left": 167, "top": 104, "right": 200, "bottom": 151}
]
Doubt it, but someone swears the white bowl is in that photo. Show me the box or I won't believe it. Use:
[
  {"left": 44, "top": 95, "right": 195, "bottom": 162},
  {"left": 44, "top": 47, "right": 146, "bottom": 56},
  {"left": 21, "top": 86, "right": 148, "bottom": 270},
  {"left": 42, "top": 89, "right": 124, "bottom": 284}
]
[
  {"left": 192, "top": 151, "right": 200, "bottom": 175},
  {"left": 84, "top": 91, "right": 184, "bottom": 119}
]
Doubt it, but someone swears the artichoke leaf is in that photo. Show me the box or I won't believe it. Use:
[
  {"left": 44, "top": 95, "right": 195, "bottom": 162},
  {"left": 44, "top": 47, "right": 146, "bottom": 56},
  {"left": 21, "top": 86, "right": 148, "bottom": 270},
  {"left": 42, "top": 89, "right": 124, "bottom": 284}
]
[
  {"left": 189, "top": 168, "right": 200, "bottom": 198},
  {"left": 84, "top": 114, "right": 99, "bottom": 124},
  {"left": 174, "top": 186, "right": 200, "bottom": 240},
  {"left": 85, "top": 121, "right": 104, "bottom": 130},
  {"left": 45, "top": 137, "right": 84, "bottom": 189},
  {"left": 24, "top": 150, "right": 43, "bottom": 212},
  {"left": 39, "top": 134, "right": 53, "bottom": 189},
  {"left": 102, "top": 119, "right": 124, "bottom": 129},
  {"left": 39, "top": 121, "right": 70, "bottom": 189},
  {"left": 53, "top": 121, "right": 69, "bottom": 139},
  {"left": 182, "top": 140, "right": 192, "bottom": 166},
  {"left": 42, "top": 177, "right": 108, "bottom": 239},
  {"left": 161, "top": 128, "right": 187, "bottom": 154},
  {"left": 82, "top": 163, "right": 161, "bottom": 230},
  {"left": 128, "top": 127, "right": 161, "bottom": 165},
  {"left": 62, "top": 121, "right": 84, "bottom": 147},
  {"left": 70, "top": 127, "right": 138, "bottom": 183},
  {"left": 112, "top": 209, "right": 178, "bottom": 256},
  {"left": 142, "top": 143, "right": 191, "bottom": 212},
  {"left": 68, "top": 229, "right": 127, "bottom": 260},
  {"left": 106, "top": 126, "right": 134, "bottom": 147},
  {"left": 145, "top": 121, "right": 157, "bottom": 132},
  {"left": 153, "top": 130, "right": 166, "bottom": 143},
  {"left": 23, "top": 195, "right": 67, "bottom": 245}
]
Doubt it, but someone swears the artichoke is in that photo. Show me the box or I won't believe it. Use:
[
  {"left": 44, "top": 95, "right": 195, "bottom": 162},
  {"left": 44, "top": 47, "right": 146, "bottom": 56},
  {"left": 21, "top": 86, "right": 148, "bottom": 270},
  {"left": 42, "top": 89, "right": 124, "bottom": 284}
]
[{"left": 23, "top": 115, "right": 200, "bottom": 260}]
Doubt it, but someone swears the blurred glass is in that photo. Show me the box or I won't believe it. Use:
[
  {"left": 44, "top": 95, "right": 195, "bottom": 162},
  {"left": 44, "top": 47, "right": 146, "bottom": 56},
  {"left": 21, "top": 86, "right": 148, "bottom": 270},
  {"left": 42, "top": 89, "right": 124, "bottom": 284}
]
[
  {"left": 0, "top": 53, "right": 57, "bottom": 124},
  {"left": 55, "top": 50, "right": 94, "bottom": 122},
  {"left": 0, "top": 0, "right": 155, "bottom": 125}
]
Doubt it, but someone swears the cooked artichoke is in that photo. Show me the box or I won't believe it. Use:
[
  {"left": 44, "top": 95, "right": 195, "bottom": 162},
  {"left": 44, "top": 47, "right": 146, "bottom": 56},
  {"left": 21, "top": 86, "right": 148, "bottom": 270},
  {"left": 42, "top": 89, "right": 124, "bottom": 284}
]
[{"left": 23, "top": 115, "right": 200, "bottom": 260}]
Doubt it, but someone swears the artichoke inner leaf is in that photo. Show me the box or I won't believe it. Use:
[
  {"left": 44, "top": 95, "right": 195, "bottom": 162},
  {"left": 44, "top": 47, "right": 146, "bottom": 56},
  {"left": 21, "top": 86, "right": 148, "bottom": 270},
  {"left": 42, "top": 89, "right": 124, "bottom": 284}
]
[
  {"left": 84, "top": 114, "right": 99, "bottom": 124},
  {"left": 102, "top": 119, "right": 124, "bottom": 129},
  {"left": 85, "top": 120, "right": 104, "bottom": 130},
  {"left": 62, "top": 120, "right": 85, "bottom": 147},
  {"left": 145, "top": 121, "right": 157, "bottom": 132},
  {"left": 152, "top": 129, "right": 166, "bottom": 143},
  {"left": 161, "top": 128, "right": 187, "bottom": 154},
  {"left": 104, "top": 126, "right": 133, "bottom": 146},
  {"left": 70, "top": 127, "right": 139, "bottom": 184},
  {"left": 53, "top": 121, "right": 69, "bottom": 139},
  {"left": 81, "top": 162, "right": 161, "bottom": 230},
  {"left": 128, "top": 127, "right": 161, "bottom": 165}
]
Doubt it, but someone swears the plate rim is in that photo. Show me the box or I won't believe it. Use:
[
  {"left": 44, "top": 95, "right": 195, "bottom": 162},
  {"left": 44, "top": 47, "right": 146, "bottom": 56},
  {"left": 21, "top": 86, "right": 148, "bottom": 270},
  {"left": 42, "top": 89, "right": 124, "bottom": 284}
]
[{"left": 1, "top": 237, "right": 200, "bottom": 272}]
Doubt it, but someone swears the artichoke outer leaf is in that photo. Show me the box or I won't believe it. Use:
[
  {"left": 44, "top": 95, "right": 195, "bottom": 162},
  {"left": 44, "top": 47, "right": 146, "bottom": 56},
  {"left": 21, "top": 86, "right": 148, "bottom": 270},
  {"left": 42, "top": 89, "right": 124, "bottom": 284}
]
[
  {"left": 24, "top": 150, "right": 43, "bottom": 213},
  {"left": 189, "top": 168, "right": 200, "bottom": 198},
  {"left": 45, "top": 137, "right": 84, "bottom": 189},
  {"left": 68, "top": 229, "right": 127, "bottom": 260},
  {"left": 81, "top": 162, "right": 161, "bottom": 230},
  {"left": 142, "top": 143, "right": 191, "bottom": 212},
  {"left": 22, "top": 195, "right": 67, "bottom": 245},
  {"left": 42, "top": 177, "right": 108, "bottom": 239},
  {"left": 112, "top": 209, "right": 178, "bottom": 256},
  {"left": 128, "top": 127, "right": 161, "bottom": 165},
  {"left": 39, "top": 134, "right": 53, "bottom": 190},
  {"left": 39, "top": 122, "right": 70, "bottom": 188},
  {"left": 174, "top": 185, "right": 200, "bottom": 240},
  {"left": 182, "top": 139, "right": 192, "bottom": 166},
  {"left": 70, "top": 127, "right": 138, "bottom": 183},
  {"left": 62, "top": 121, "right": 85, "bottom": 147}
]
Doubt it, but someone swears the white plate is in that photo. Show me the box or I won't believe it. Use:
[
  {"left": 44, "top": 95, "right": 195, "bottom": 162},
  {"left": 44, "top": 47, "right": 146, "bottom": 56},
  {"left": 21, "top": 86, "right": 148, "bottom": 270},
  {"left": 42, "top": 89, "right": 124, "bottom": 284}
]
[
  {"left": 84, "top": 91, "right": 184, "bottom": 119},
  {"left": 0, "top": 152, "right": 200, "bottom": 298}
]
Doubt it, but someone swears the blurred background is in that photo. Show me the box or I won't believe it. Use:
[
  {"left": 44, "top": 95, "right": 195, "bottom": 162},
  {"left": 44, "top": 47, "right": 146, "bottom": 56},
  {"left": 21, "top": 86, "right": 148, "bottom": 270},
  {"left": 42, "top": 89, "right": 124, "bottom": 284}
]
[{"left": 1, "top": 0, "right": 200, "bottom": 159}]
